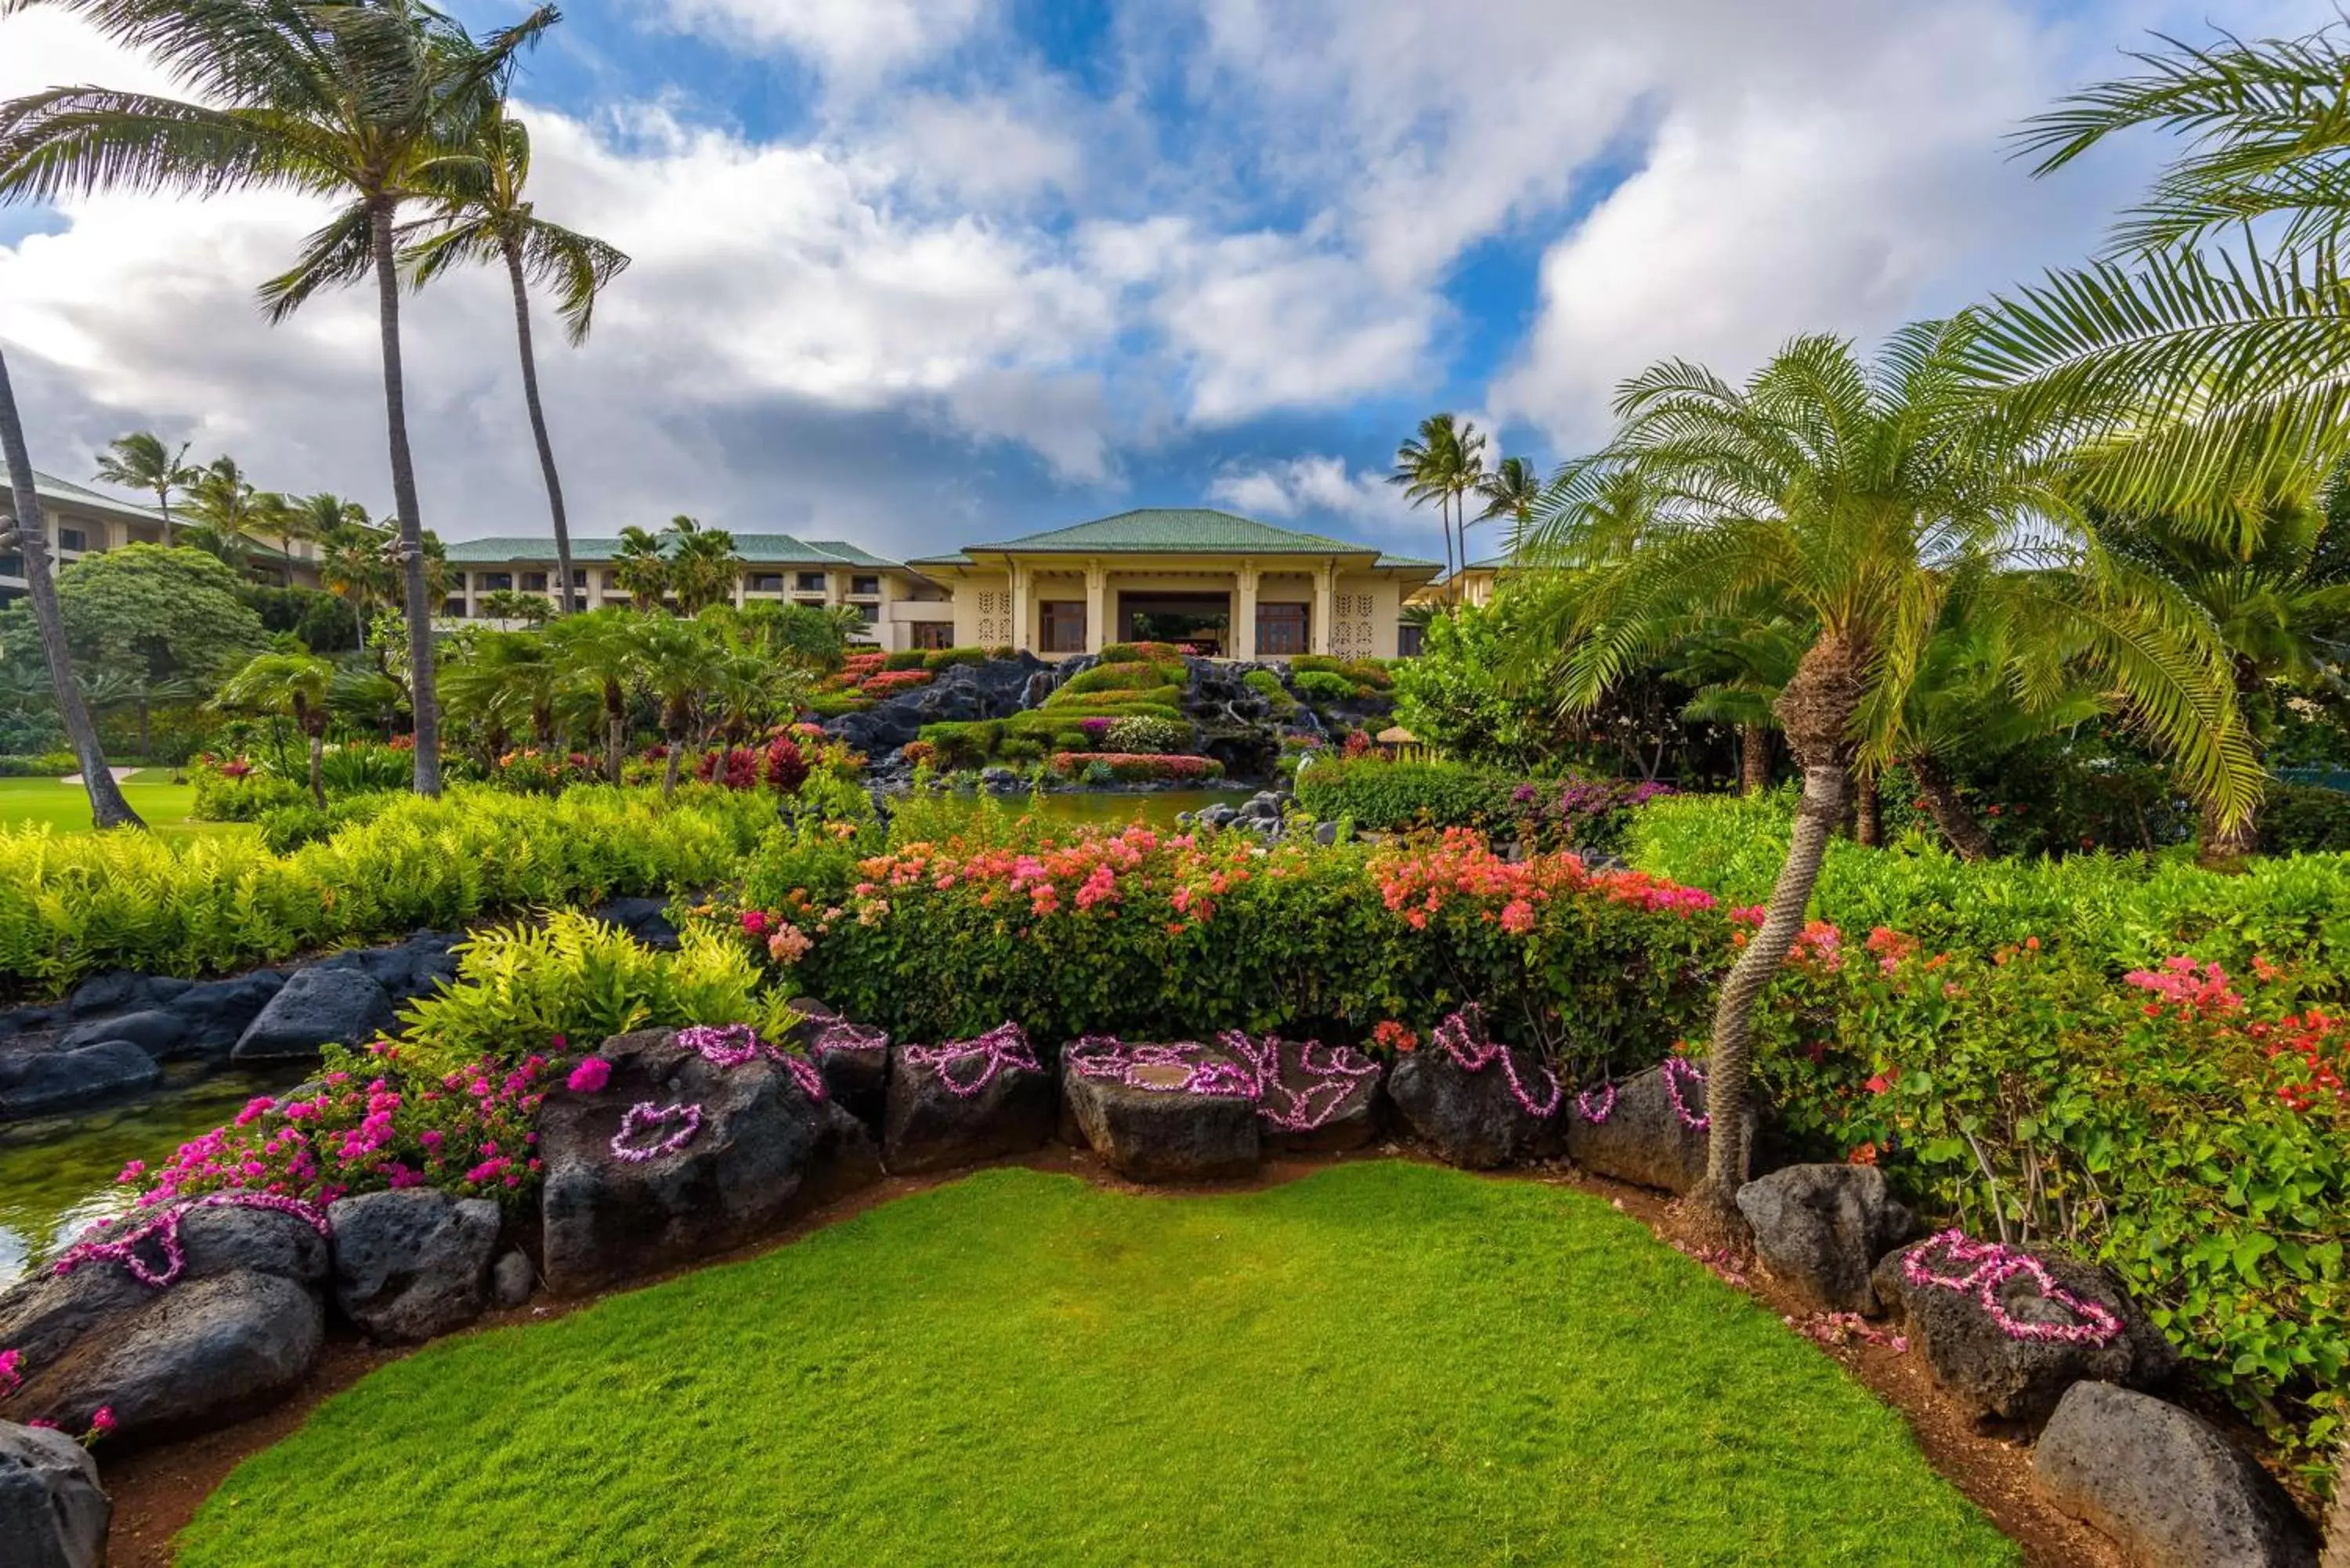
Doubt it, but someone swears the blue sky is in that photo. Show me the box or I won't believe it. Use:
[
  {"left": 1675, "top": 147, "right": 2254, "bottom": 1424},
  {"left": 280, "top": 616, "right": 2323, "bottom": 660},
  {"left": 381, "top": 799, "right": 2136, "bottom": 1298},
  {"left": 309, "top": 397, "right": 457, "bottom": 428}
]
[{"left": 0, "top": 0, "right": 2318, "bottom": 562}]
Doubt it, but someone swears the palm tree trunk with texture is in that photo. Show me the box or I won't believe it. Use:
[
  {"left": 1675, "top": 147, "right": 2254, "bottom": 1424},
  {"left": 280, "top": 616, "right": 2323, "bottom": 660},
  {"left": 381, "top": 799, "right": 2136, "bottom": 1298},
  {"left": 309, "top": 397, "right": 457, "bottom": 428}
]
[
  {"left": 1740, "top": 722, "right": 1771, "bottom": 796},
  {"left": 373, "top": 201, "right": 441, "bottom": 796},
  {"left": 0, "top": 345, "right": 143, "bottom": 829},
  {"left": 1911, "top": 754, "right": 1993, "bottom": 861},
  {"left": 506, "top": 239, "right": 577, "bottom": 619}
]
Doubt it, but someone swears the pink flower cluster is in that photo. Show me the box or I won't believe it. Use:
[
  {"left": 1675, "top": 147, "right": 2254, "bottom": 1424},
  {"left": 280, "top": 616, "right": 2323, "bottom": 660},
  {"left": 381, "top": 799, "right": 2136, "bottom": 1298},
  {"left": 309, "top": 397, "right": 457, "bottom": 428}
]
[
  {"left": 1368, "top": 829, "right": 1719, "bottom": 934},
  {"left": 2123, "top": 955, "right": 2244, "bottom": 1019}
]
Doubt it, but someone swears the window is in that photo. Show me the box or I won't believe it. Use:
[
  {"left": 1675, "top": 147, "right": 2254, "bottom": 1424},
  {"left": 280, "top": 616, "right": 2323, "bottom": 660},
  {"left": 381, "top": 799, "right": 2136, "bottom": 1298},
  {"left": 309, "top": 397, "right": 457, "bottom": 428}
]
[
  {"left": 856, "top": 602, "right": 880, "bottom": 624},
  {"left": 568, "top": 595, "right": 588, "bottom": 613},
  {"left": 0, "top": 555, "right": 23, "bottom": 578},
  {"left": 1256, "top": 602, "right": 1309, "bottom": 656},
  {"left": 57, "top": 527, "right": 88, "bottom": 552},
  {"left": 795, "top": 598, "right": 826, "bottom": 610},
  {"left": 749, "top": 573, "right": 785, "bottom": 594},
  {"left": 1039, "top": 600, "right": 1086, "bottom": 653},
  {"left": 522, "top": 571, "right": 548, "bottom": 592},
  {"left": 1397, "top": 623, "right": 1426, "bottom": 658},
  {"left": 851, "top": 574, "right": 880, "bottom": 597},
  {"left": 571, "top": 569, "right": 588, "bottom": 588},
  {"left": 442, "top": 598, "right": 467, "bottom": 618},
  {"left": 913, "top": 621, "right": 953, "bottom": 650},
  {"left": 602, "top": 570, "right": 623, "bottom": 590},
  {"left": 796, "top": 571, "right": 827, "bottom": 594},
  {"left": 480, "top": 572, "right": 513, "bottom": 591}
]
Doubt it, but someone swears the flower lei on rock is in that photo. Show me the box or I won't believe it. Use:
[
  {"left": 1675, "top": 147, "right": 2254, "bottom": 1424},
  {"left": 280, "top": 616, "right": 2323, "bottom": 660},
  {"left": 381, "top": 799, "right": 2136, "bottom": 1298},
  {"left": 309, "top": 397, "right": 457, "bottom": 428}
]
[
  {"left": 611, "top": 1102, "right": 703, "bottom": 1164},
  {"left": 1067, "top": 1037, "right": 1260, "bottom": 1099},
  {"left": 51, "top": 1191, "right": 331, "bottom": 1291},
  {"left": 1065, "top": 1034, "right": 1380, "bottom": 1133},
  {"left": 1218, "top": 1031, "right": 1380, "bottom": 1133},
  {"left": 1900, "top": 1230, "right": 2124, "bottom": 1346},
  {"left": 1430, "top": 1005, "right": 1561, "bottom": 1119},
  {"left": 902, "top": 1022, "right": 1037, "bottom": 1099},
  {"left": 1573, "top": 1083, "right": 1618, "bottom": 1123},
  {"left": 1660, "top": 1057, "right": 1709, "bottom": 1131},
  {"left": 812, "top": 1021, "right": 890, "bottom": 1058}
]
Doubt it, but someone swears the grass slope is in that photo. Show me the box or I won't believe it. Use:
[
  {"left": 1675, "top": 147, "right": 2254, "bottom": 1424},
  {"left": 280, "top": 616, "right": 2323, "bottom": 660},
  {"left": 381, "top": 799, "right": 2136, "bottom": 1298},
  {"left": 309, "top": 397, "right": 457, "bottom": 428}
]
[
  {"left": 180, "top": 1163, "right": 2016, "bottom": 1567},
  {"left": 0, "top": 775, "right": 236, "bottom": 839}
]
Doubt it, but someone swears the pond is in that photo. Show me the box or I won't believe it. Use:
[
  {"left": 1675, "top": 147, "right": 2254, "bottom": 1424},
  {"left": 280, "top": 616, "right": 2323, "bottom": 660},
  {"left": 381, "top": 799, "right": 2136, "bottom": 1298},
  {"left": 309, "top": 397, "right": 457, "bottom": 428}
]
[
  {"left": 0, "top": 1071, "right": 308, "bottom": 1292},
  {"left": 1021, "top": 786, "right": 1257, "bottom": 829}
]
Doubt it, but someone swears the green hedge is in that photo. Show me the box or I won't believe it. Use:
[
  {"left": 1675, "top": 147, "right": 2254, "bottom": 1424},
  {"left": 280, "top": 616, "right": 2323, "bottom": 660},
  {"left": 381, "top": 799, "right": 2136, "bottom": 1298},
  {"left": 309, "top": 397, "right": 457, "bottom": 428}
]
[
  {"left": 1293, "top": 670, "right": 1364, "bottom": 703},
  {"left": 1295, "top": 757, "right": 1520, "bottom": 831},
  {"left": 0, "top": 784, "right": 780, "bottom": 995},
  {"left": 0, "top": 752, "right": 79, "bottom": 779}
]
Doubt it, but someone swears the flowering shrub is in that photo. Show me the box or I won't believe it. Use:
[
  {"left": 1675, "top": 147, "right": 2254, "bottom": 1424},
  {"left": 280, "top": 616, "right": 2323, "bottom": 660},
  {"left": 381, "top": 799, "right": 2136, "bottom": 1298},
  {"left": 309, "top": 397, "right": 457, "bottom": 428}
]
[
  {"left": 486, "top": 748, "right": 600, "bottom": 796},
  {"left": 1295, "top": 757, "right": 1670, "bottom": 851},
  {"left": 692, "top": 735, "right": 808, "bottom": 793},
  {"left": 1046, "top": 752, "right": 1224, "bottom": 782},
  {"left": 861, "top": 670, "right": 933, "bottom": 698}
]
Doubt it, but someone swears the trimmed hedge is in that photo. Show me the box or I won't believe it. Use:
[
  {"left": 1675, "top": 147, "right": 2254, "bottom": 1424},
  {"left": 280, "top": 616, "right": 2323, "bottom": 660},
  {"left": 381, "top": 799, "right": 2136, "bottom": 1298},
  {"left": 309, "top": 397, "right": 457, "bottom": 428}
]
[{"left": 1047, "top": 752, "right": 1224, "bottom": 782}]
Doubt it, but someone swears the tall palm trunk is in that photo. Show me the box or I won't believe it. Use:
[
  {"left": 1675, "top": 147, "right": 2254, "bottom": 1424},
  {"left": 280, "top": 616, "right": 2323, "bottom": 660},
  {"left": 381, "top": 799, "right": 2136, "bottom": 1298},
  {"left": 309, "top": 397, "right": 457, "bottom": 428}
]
[
  {"left": 1853, "top": 769, "right": 1882, "bottom": 847},
  {"left": 1911, "top": 754, "right": 1993, "bottom": 861},
  {"left": 1740, "top": 722, "right": 1772, "bottom": 795},
  {"left": 1692, "top": 633, "right": 1860, "bottom": 1229},
  {"left": 0, "top": 345, "right": 143, "bottom": 830},
  {"left": 156, "top": 488, "right": 174, "bottom": 548},
  {"left": 373, "top": 201, "right": 441, "bottom": 797},
  {"left": 504, "top": 237, "right": 576, "bottom": 619}
]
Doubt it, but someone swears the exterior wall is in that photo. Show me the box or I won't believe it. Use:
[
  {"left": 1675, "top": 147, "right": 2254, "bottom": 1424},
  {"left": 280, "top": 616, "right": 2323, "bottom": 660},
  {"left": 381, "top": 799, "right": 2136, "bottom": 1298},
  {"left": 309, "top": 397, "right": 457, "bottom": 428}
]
[
  {"left": 0, "top": 493, "right": 187, "bottom": 604},
  {"left": 1332, "top": 571, "right": 1408, "bottom": 659}
]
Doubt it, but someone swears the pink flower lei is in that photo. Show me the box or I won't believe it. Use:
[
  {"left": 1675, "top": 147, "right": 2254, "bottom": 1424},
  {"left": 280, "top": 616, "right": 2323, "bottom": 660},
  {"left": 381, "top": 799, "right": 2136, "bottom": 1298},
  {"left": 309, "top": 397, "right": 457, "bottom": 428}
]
[
  {"left": 1901, "top": 1230, "right": 2124, "bottom": 1346},
  {"left": 1430, "top": 1005, "right": 1561, "bottom": 1119},
  {"left": 1067, "top": 1037, "right": 1260, "bottom": 1099},
  {"left": 1573, "top": 1082, "right": 1618, "bottom": 1123},
  {"left": 673, "top": 1023, "right": 827, "bottom": 1103},
  {"left": 901, "top": 1022, "right": 1037, "bottom": 1098},
  {"left": 610, "top": 1101, "right": 703, "bottom": 1163},
  {"left": 1218, "top": 1031, "right": 1380, "bottom": 1133},
  {"left": 1660, "top": 1057, "right": 1709, "bottom": 1131},
  {"left": 812, "top": 1021, "right": 890, "bottom": 1058},
  {"left": 52, "top": 1192, "right": 332, "bottom": 1291}
]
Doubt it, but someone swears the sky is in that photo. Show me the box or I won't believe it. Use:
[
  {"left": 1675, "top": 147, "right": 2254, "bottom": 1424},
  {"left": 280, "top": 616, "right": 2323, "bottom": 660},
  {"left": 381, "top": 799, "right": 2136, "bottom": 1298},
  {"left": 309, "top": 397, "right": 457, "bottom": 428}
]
[{"left": 0, "top": 0, "right": 2321, "bottom": 564}]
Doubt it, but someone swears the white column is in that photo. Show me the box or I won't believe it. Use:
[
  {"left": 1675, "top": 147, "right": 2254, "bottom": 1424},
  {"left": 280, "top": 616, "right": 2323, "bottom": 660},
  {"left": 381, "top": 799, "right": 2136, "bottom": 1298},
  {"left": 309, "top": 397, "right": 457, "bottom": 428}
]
[
  {"left": 826, "top": 571, "right": 844, "bottom": 607},
  {"left": 1010, "top": 562, "right": 1032, "bottom": 653},
  {"left": 1084, "top": 560, "right": 1106, "bottom": 654},
  {"left": 1312, "top": 562, "right": 1334, "bottom": 655},
  {"left": 1233, "top": 561, "right": 1259, "bottom": 663}
]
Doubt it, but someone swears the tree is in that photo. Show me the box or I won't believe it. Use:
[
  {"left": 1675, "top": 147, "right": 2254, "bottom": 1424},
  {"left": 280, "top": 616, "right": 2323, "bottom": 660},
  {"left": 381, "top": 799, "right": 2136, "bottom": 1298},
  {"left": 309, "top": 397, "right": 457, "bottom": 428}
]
[
  {"left": 53, "top": 541, "right": 267, "bottom": 683},
  {"left": 319, "top": 518, "right": 394, "bottom": 652},
  {"left": 0, "top": 0, "right": 561, "bottom": 799},
  {"left": 1520, "top": 323, "right": 2259, "bottom": 1228},
  {"left": 214, "top": 649, "right": 334, "bottom": 807},
  {"left": 404, "top": 95, "right": 627, "bottom": 623},
  {"left": 544, "top": 607, "right": 642, "bottom": 782},
  {"left": 179, "top": 457, "right": 262, "bottom": 570},
  {"left": 1476, "top": 455, "right": 1542, "bottom": 541},
  {"left": 92, "top": 431, "right": 194, "bottom": 545},
  {"left": 1390, "top": 414, "right": 1487, "bottom": 603},
  {"left": 663, "top": 515, "right": 739, "bottom": 617},
  {"left": 439, "top": 626, "right": 574, "bottom": 756},
  {"left": 608, "top": 524, "right": 670, "bottom": 610},
  {"left": 479, "top": 587, "right": 551, "bottom": 624},
  {"left": 248, "top": 489, "right": 311, "bottom": 580},
  {"left": 1669, "top": 615, "right": 1809, "bottom": 797},
  {"left": 0, "top": 342, "right": 142, "bottom": 827},
  {"left": 632, "top": 614, "right": 723, "bottom": 793},
  {"left": 726, "top": 600, "right": 846, "bottom": 674}
]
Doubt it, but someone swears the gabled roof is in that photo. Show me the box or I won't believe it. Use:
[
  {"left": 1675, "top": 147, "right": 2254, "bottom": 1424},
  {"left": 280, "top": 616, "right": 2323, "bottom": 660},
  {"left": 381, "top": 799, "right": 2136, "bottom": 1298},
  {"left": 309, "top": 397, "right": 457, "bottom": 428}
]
[
  {"left": 442, "top": 533, "right": 909, "bottom": 569},
  {"left": 0, "top": 464, "right": 168, "bottom": 526},
  {"left": 912, "top": 507, "right": 1439, "bottom": 569}
]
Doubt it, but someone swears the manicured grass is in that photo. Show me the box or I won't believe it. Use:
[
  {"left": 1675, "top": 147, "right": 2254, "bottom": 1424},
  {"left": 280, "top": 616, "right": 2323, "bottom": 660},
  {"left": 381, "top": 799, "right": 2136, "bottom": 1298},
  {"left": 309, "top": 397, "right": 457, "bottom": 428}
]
[
  {"left": 181, "top": 1164, "right": 2015, "bottom": 1566},
  {"left": 0, "top": 774, "right": 243, "bottom": 839}
]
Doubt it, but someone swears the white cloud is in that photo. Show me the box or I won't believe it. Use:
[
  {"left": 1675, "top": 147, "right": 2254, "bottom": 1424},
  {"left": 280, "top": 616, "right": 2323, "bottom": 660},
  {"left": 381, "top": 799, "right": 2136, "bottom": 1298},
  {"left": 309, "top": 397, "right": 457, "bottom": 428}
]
[{"left": 659, "top": 0, "right": 988, "bottom": 81}]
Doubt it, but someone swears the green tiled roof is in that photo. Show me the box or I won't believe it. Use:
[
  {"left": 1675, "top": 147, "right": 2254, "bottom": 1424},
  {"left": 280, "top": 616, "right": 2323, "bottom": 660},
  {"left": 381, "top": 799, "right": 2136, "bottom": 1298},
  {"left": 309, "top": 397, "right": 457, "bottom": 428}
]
[
  {"left": 443, "top": 533, "right": 905, "bottom": 569},
  {"left": 0, "top": 464, "right": 168, "bottom": 524},
  {"left": 937, "top": 508, "right": 1437, "bottom": 566}
]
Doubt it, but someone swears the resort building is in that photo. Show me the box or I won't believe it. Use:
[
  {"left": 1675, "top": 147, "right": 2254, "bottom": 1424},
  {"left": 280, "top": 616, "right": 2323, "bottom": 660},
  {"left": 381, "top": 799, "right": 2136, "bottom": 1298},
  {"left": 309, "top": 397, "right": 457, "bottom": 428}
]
[
  {"left": 1409, "top": 555, "right": 1512, "bottom": 611},
  {"left": 0, "top": 464, "right": 318, "bottom": 604},
  {"left": 439, "top": 535, "right": 953, "bottom": 651},
  {"left": 909, "top": 509, "right": 1440, "bottom": 661}
]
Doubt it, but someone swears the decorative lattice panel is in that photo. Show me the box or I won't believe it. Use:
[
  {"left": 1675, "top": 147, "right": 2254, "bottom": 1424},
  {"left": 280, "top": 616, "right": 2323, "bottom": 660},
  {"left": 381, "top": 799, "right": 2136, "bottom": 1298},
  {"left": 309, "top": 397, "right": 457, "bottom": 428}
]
[
  {"left": 974, "top": 591, "right": 1006, "bottom": 646},
  {"left": 1331, "top": 594, "right": 1378, "bottom": 660}
]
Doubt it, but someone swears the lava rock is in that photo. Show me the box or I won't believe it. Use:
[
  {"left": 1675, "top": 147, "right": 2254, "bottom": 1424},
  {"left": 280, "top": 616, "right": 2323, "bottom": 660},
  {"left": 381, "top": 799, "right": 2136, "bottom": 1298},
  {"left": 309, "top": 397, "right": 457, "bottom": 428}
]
[
  {"left": 825, "top": 654, "right": 1048, "bottom": 755},
  {"left": 593, "top": 897, "right": 679, "bottom": 951},
  {"left": 537, "top": 1028, "right": 858, "bottom": 1296},
  {"left": 0, "top": 1040, "right": 161, "bottom": 1118},
  {"left": 1064, "top": 1046, "right": 1263, "bottom": 1182},
  {"left": 64, "top": 971, "right": 167, "bottom": 1021},
  {"left": 324, "top": 933, "right": 462, "bottom": 1004},
  {"left": 2034, "top": 1382, "right": 2317, "bottom": 1567},
  {"left": 231, "top": 967, "right": 396, "bottom": 1062},
  {"left": 491, "top": 1250, "right": 534, "bottom": 1309},
  {"left": 1311, "top": 821, "right": 1339, "bottom": 847},
  {"left": 807, "top": 1019, "right": 891, "bottom": 1133},
  {"left": 161, "top": 972, "right": 286, "bottom": 1060},
  {"left": 880, "top": 1025, "right": 1055, "bottom": 1176},
  {"left": 1564, "top": 1061, "right": 1748, "bottom": 1194},
  {"left": 328, "top": 1189, "right": 501, "bottom": 1342},
  {"left": 1734, "top": 1163, "right": 1917, "bottom": 1313},
  {"left": 1253, "top": 1037, "right": 1383, "bottom": 1154},
  {"left": 1873, "top": 1237, "right": 2180, "bottom": 1426},
  {"left": 3, "top": 1271, "right": 323, "bottom": 1448},
  {"left": 979, "top": 767, "right": 1026, "bottom": 794},
  {"left": 57, "top": 1010, "right": 187, "bottom": 1057},
  {"left": 176, "top": 1202, "right": 331, "bottom": 1287},
  {"left": 0, "top": 1264, "right": 151, "bottom": 1372},
  {"left": 0, "top": 1421, "right": 109, "bottom": 1568},
  {"left": 1386, "top": 1035, "right": 1561, "bottom": 1169}
]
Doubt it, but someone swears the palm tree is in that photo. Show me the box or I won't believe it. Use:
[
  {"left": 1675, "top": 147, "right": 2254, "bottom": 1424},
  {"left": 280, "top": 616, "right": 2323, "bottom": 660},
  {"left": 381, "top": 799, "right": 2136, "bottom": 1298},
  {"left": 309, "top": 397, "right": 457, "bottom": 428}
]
[
  {"left": 1972, "top": 23, "right": 2350, "bottom": 526},
  {"left": 1476, "top": 455, "right": 1541, "bottom": 545},
  {"left": 319, "top": 518, "right": 394, "bottom": 652},
  {"left": 215, "top": 649, "right": 334, "bottom": 807},
  {"left": 608, "top": 524, "right": 670, "bottom": 610},
  {"left": 0, "top": 344, "right": 143, "bottom": 827},
  {"left": 0, "top": 0, "right": 561, "bottom": 799},
  {"left": 439, "top": 626, "right": 573, "bottom": 751},
  {"left": 664, "top": 515, "right": 739, "bottom": 617},
  {"left": 1390, "top": 414, "right": 1488, "bottom": 604},
  {"left": 179, "top": 457, "right": 262, "bottom": 570},
  {"left": 544, "top": 606, "right": 641, "bottom": 782},
  {"left": 1520, "top": 323, "right": 2259, "bottom": 1227},
  {"left": 479, "top": 587, "right": 551, "bottom": 625},
  {"left": 92, "top": 431, "right": 194, "bottom": 545},
  {"left": 247, "top": 490, "right": 310, "bottom": 582},
  {"left": 633, "top": 615, "right": 723, "bottom": 793},
  {"left": 403, "top": 96, "right": 628, "bottom": 622},
  {"left": 1669, "top": 615, "right": 1810, "bottom": 797}
]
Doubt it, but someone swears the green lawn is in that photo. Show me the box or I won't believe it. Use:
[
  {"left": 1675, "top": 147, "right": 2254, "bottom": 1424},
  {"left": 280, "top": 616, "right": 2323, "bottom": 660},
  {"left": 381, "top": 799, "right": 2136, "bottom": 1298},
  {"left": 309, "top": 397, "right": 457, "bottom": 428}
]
[
  {"left": 0, "top": 774, "right": 246, "bottom": 839},
  {"left": 180, "top": 1163, "right": 2016, "bottom": 1567}
]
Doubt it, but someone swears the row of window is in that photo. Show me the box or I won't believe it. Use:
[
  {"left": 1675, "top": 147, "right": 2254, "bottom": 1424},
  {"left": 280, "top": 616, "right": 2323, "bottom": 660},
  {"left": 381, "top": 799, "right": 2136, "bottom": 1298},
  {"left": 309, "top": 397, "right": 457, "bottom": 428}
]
[
  {"left": 1030, "top": 602, "right": 1315, "bottom": 655},
  {"left": 454, "top": 569, "right": 883, "bottom": 596},
  {"left": 443, "top": 596, "right": 882, "bottom": 624}
]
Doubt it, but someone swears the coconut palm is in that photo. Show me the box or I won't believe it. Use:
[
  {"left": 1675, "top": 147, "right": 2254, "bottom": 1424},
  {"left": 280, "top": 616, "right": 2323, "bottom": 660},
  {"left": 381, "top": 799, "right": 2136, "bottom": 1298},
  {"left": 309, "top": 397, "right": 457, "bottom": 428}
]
[
  {"left": 0, "top": 345, "right": 142, "bottom": 827},
  {"left": 92, "top": 431, "right": 195, "bottom": 545},
  {"left": 403, "top": 96, "right": 627, "bottom": 622},
  {"left": 664, "top": 515, "right": 739, "bottom": 617},
  {"left": 1390, "top": 414, "right": 1488, "bottom": 600},
  {"left": 608, "top": 524, "right": 670, "bottom": 610},
  {"left": 1972, "top": 23, "right": 2350, "bottom": 526},
  {"left": 544, "top": 606, "right": 642, "bottom": 782},
  {"left": 319, "top": 518, "right": 395, "bottom": 652},
  {"left": 247, "top": 489, "right": 311, "bottom": 582},
  {"left": 0, "top": 0, "right": 560, "bottom": 797},
  {"left": 214, "top": 649, "right": 334, "bottom": 807},
  {"left": 179, "top": 457, "right": 262, "bottom": 570},
  {"left": 1476, "top": 455, "right": 1542, "bottom": 543},
  {"left": 478, "top": 587, "right": 551, "bottom": 625},
  {"left": 1519, "top": 322, "right": 2259, "bottom": 1226}
]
